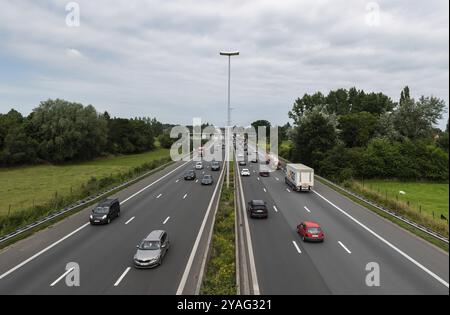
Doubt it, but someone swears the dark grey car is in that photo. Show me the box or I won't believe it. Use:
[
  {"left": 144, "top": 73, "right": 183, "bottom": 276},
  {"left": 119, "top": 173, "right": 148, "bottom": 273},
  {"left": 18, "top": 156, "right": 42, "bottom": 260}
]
[
  {"left": 201, "top": 174, "right": 213, "bottom": 185},
  {"left": 134, "top": 230, "right": 170, "bottom": 268}
]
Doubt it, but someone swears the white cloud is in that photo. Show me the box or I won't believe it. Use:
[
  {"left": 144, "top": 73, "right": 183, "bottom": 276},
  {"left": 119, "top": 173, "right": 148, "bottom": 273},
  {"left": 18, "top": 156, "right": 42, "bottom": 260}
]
[
  {"left": 65, "top": 48, "right": 83, "bottom": 59},
  {"left": 0, "top": 0, "right": 448, "bottom": 128}
]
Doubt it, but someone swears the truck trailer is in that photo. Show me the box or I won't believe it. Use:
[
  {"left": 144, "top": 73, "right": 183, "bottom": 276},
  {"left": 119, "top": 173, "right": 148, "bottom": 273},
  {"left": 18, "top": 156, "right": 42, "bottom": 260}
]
[{"left": 285, "top": 164, "right": 314, "bottom": 192}]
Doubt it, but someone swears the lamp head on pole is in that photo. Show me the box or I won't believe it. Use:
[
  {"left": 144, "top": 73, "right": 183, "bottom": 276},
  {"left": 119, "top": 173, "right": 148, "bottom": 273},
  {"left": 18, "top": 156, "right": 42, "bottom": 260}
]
[{"left": 220, "top": 51, "right": 240, "bottom": 56}]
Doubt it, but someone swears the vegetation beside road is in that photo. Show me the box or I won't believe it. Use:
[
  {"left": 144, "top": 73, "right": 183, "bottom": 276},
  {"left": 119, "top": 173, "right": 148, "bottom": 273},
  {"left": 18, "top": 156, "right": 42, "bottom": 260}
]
[
  {"left": 282, "top": 86, "right": 448, "bottom": 183},
  {"left": 201, "top": 164, "right": 236, "bottom": 295},
  {"left": 345, "top": 180, "right": 449, "bottom": 238},
  {"left": 317, "top": 178, "right": 449, "bottom": 252},
  {"left": 0, "top": 99, "right": 167, "bottom": 166},
  {"left": 0, "top": 149, "right": 171, "bottom": 237}
]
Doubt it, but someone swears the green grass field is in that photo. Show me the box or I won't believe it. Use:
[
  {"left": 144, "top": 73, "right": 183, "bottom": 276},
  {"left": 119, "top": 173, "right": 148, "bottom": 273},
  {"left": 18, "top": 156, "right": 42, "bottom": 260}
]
[
  {"left": 0, "top": 148, "right": 169, "bottom": 216},
  {"left": 357, "top": 180, "right": 449, "bottom": 219}
]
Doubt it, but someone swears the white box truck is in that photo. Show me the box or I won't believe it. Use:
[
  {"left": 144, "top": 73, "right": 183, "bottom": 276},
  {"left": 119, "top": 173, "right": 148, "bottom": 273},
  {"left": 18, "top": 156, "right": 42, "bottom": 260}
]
[{"left": 285, "top": 164, "right": 314, "bottom": 192}]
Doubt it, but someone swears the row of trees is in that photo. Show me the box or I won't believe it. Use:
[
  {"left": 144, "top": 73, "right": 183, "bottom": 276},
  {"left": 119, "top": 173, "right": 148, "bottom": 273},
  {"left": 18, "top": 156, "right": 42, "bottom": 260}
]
[
  {"left": 285, "top": 87, "right": 449, "bottom": 182},
  {"left": 0, "top": 99, "right": 164, "bottom": 166}
]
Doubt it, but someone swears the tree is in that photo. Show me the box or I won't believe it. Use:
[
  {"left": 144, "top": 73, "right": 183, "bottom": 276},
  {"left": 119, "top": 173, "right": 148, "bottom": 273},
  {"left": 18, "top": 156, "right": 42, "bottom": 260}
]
[
  {"left": 31, "top": 99, "right": 108, "bottom": 163},
  {"left": 400, "top": 86, "right": 411, "bottom": 105},
  {"left": 437, "top": 118, "right": 449, "bottom": 152},
  {"left": 393, "top": 93, "right": 446, "bottom": 140},
  {"left": 0, "top": 124, "right": 38, "bottom": 165},
  {"left": 158, "top": 132, "right": 175, "bottom": 149},
  {"left": 326, "top": 88, "right": 349, "bottom": 115},
  {"left": 291, "top": 111, "right": 337, "bottom": 168},
  {"left": 338, "top": 112, "right": 378, "bottom": 147},
  {"left": 251, "top": 120, "right": 271, "bottom": 140},
  {"left": 288, "top": 92, "right": 325, "bottom": 124},
  {"left": 0, "top": 109, "right": 24, "bottom": 150},
  {"left": 279, "top": 122, "right": 292, "bottom": 142}
]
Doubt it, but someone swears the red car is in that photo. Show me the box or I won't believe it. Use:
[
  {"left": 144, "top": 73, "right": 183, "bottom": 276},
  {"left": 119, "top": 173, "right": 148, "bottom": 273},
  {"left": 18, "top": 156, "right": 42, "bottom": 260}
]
[{"left": 297, "top": 221, "right": 325, "bottom": 242}]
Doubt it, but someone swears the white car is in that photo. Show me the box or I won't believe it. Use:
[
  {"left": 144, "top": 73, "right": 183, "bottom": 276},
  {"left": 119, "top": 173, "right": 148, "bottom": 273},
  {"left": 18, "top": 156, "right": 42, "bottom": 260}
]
[
  {"left": 195, "top": 162, "right": 203, "bottom": 170},
  {"left": 241, "top": 168, "right": 251, "bottom": 176}
]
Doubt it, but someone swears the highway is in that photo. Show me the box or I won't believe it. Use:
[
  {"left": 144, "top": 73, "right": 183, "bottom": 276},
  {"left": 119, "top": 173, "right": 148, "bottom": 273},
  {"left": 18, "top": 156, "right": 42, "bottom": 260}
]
[
  {"left": 0, "top": 150, "right": 224, "bottom": 295},
  {"left": 237, "top": 146, "right": 449, "bottom": 295}
]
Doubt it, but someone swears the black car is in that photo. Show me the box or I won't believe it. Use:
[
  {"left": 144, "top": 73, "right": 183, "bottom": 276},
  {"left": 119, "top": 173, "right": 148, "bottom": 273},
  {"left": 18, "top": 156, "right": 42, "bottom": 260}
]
[
  {"left": 248, "top": 200, "right": 268, "bottom": 219},
  {"left": 90, "top": 199, "right": 120, "bottom": 225},
  {"left": 211, "top": 161, "right": 220, "bottom": 171},
  {"left": 184, "top": 170, "right": 196, "bottom": 180},
  {"left": 201, "top": 174, "right": 214, "bottom": 185},
  {"left": 251, "top": 158, "right": 258, "bottom": 163}
]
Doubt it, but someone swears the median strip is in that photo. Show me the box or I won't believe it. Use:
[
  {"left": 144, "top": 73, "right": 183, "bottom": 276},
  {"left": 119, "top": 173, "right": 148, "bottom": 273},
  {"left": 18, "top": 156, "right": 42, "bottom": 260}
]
[{"left": 200, "top": 163, "right": 236, "bottom": 295}]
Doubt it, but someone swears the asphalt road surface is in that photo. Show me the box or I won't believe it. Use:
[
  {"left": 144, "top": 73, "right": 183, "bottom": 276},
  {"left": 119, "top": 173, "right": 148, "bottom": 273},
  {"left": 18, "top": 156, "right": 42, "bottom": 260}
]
[
  {"left": 237, "top": 147, "right": 449, "bottom": 295},
  {"left": 0, "top": 151, "right": 224, "bottom": 295}
]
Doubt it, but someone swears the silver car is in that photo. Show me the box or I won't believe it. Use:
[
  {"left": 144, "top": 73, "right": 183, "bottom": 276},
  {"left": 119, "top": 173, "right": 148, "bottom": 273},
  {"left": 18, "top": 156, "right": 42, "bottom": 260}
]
[{"left": 134, "top": 230, "right": 170, "bottom": 268}]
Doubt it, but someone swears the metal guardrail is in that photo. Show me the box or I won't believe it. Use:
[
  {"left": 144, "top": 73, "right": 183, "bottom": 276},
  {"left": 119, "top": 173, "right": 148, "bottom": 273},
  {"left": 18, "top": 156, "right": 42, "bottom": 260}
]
[
  {"left": 278, "top": 157, "right": 449, "bottom": 244},
  {"left": 0, "top": 159, "right": 176, "bottom": 245},
  {"left": 316, "top": 175, "right": 449, "bottom": 244}
]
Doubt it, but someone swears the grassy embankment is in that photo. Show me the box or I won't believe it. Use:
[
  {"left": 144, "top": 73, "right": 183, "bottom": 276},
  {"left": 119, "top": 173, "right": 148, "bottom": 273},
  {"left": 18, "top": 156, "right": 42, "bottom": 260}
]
[
  {"left": 346, "top": 180, "right": 449, "bottom": 238},
  {"left": 0, "top": 148, "right": 170, "bottom": 236}
]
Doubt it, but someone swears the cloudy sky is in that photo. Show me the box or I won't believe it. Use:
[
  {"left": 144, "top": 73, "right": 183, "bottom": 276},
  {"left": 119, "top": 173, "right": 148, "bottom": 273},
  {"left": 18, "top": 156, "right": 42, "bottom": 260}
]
[{"left": 0, "top": 0, "right": 448, "bottom": 128}]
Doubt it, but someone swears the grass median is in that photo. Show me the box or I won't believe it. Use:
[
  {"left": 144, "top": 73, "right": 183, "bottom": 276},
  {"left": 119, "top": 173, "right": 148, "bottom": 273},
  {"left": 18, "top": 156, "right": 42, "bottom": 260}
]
[{"left": 201, "top": 163, "right": 236, "bottom": 295}]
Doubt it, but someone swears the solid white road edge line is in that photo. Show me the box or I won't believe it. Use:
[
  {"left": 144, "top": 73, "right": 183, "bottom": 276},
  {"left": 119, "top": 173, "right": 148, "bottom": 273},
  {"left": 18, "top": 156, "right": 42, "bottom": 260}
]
[
  {"left": 292, "top": 241, "right": 302, "bottom": 254},
  {"left": 50, "top": 267, "right": 74, "bottom": 287},
  {"left": 0, "top": 223, "right": 89, "bottom": 280},
  {"left": 312, "top": 190, "right": 449, "bottom": 289},
  {"left": 237, "top": 160, "right": 261, "bottom": 295},
  {"left": 338, "top": 241, "right": 352, "bottom": 254},
  {"left": 176, "top": 165, "right": 225, "bottom": 295},
  {"left": 114, "top": 267, "right": 131, "bottom": 287},
  {"left": 0, "top": 161, "right": 190, "bottom": 281}
]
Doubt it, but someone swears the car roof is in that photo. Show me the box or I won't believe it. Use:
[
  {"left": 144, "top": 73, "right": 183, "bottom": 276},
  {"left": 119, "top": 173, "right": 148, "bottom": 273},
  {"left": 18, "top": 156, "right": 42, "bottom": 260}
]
[
  {"left": 98, "top": 199, "right": 118, "bottom": 207},
  {"left": 144, "top": 230, "right": 165, "bottom": 241},
  {"left": 303, "top": 221, "right": 320, "bottom": 228},
  {"left": 251, "top": 200, "right": 266, "bottom": 206}
]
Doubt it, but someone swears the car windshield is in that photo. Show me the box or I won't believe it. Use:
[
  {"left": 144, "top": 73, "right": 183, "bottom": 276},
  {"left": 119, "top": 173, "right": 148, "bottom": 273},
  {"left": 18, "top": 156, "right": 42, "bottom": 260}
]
[
  {"left": 308, "top": 227, "right": 322, "bottom": 234},
  {"left": 203, "top": 175, "right": 212, "bottom": 180},
  {"left": 93, "top": 207, "right": 109, "bottom": 214},
  {"left": 139, "top": 241, "right": 160, "bottom": 250},
  {"left": 243, "top": 169, "right": 249, "bottom": 172}
]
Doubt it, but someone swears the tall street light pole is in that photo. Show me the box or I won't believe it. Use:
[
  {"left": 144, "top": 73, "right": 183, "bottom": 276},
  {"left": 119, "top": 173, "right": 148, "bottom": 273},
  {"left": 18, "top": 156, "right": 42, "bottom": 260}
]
[{"left": 220, "top": 51, "right": 239, "bottom": 188}]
